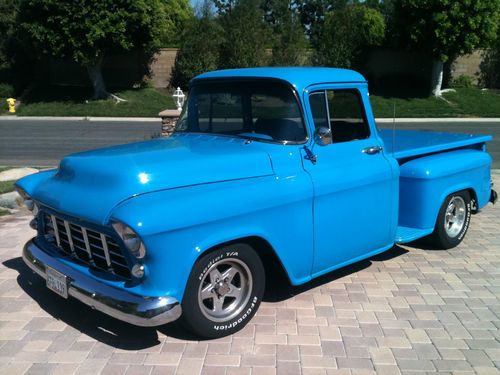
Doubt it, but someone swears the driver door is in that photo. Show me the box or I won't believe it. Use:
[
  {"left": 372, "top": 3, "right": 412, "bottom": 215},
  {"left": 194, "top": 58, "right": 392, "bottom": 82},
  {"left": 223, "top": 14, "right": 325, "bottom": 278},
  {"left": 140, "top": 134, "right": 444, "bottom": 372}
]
[{"left": 302, "top": 85, "right": 396, "bottom": 277}]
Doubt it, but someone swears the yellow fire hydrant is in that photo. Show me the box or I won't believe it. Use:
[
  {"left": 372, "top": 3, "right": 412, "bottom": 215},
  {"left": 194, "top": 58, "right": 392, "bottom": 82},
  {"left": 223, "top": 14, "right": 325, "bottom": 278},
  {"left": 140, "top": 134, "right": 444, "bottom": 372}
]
[{"left": 6, "top": 98, "right": 16, "bottom": 113}]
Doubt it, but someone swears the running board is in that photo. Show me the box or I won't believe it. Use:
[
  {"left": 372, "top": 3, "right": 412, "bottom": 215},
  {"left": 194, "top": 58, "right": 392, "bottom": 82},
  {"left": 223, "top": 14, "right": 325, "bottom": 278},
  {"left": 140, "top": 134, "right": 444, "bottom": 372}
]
[{"left": 395, "top": 226, "right": 434, "bottom": 244}]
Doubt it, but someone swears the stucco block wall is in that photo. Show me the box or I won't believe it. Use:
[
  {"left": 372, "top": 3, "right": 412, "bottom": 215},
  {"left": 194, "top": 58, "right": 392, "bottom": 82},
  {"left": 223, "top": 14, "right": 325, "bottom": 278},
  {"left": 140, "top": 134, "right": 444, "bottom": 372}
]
[
  {"left": 150, "top": 48, "right": 178, "bottom": 88},
  {"left": 40, "top": 48, "right": 484, "bottom": 89},
  {"left": 451, "top": 50, "right": 484, "bottom": 83}
]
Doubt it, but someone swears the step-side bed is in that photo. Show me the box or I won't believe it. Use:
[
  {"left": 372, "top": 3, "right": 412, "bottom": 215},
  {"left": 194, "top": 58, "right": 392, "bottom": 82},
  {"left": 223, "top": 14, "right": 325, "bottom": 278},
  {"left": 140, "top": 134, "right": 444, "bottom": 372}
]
[{"left": 379, "top": 129, "right": 494, "bottom": 244}]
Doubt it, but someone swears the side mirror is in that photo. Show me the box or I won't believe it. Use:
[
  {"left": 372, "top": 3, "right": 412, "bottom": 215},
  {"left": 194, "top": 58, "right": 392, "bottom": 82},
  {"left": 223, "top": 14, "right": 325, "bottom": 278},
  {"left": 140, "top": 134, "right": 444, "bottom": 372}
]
[{"left": 314, "top": 127, "right": 332, "bottom": 146}]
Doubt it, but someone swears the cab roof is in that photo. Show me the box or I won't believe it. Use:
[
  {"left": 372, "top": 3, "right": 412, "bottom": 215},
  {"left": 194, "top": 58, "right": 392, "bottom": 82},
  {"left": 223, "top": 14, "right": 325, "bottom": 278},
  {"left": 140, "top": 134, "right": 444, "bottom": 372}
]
[{"left": 192, "top": 67, "right": 367, "bottom": 93}]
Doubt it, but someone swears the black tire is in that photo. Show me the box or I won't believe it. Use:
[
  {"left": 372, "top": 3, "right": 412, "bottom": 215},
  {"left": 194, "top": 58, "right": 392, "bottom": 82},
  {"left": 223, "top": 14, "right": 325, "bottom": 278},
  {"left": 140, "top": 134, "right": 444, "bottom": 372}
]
[
  {"left": 181, "top": 243, "right": 265, "bottom": 338},
  {"left": 430, "top": 190, "right": 471, "bottom": 249}
]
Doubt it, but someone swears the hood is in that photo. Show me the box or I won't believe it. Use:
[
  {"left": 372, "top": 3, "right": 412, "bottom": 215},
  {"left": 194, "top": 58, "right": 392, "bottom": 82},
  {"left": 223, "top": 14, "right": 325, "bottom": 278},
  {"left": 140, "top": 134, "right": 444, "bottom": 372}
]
[{"left": 22, "top": 134, "right": 274, "bottom": 224}]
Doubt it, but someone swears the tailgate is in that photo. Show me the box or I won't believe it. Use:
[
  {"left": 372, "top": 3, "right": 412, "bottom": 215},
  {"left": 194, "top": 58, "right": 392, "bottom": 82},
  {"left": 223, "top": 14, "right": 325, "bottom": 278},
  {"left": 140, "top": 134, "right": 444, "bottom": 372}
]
[{"left": 379, "top": 129, "right": 492, "bottom": 161}]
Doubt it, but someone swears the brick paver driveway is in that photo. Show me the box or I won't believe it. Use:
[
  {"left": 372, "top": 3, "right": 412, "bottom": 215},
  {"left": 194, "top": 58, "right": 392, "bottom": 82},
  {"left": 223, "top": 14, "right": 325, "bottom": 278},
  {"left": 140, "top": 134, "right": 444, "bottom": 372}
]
[{"left": 1, "top": 176, "right": 499, "bottom": 375}]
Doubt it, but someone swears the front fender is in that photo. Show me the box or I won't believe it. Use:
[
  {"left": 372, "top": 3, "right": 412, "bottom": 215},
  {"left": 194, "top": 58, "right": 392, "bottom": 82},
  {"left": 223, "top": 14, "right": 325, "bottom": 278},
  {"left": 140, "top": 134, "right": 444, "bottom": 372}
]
[
  {"left": 15, "top": 169, "right": 57, "bottom": 196},
  {"left": 110, "top": 174, "right": 314, "bottom": 302}
]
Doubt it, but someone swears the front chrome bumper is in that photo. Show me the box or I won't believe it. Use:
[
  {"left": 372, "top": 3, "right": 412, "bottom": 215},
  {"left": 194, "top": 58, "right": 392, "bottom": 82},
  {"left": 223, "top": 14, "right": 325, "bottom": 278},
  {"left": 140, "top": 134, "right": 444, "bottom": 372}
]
[{"left": 23, "top": 239, "right": 182, "bottom": 327}]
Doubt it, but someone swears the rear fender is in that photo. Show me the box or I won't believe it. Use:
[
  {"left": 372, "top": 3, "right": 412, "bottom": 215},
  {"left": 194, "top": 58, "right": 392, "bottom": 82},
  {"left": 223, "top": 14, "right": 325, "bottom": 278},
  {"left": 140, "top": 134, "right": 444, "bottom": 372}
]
[{"left": 398, "top": 149, "right": 491, "bottom": 230}]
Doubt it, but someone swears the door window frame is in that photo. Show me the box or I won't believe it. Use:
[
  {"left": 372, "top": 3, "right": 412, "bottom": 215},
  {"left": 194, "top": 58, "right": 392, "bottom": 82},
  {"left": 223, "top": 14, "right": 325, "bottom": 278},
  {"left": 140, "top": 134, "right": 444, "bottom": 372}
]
[{"left": 307, "top": 87, "right": 372, "bottom": 144}]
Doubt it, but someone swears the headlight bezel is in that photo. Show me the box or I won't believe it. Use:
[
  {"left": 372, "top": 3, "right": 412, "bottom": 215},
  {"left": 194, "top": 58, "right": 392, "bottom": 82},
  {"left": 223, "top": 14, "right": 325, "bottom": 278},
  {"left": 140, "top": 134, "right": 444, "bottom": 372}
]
[
  {"left": 112, "top": 221, "right": 146, "bottom": 260},
  {"left": 16, "top": 187, "right": 38, "bottom": 215}
]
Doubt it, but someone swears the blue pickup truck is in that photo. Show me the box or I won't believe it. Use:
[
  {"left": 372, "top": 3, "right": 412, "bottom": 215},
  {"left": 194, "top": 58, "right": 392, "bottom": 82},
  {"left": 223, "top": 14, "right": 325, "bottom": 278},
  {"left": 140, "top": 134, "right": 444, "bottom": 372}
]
[{"left": 17, "top": 68, "right": 497, "bottom": 338}]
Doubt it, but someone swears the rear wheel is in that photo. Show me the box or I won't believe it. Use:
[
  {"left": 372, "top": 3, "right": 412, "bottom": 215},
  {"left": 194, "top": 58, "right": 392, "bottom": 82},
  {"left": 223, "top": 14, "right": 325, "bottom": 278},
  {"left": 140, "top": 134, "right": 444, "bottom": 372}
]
[
  {"left": 181, "top": 243, "right": 265, "bottom": 338},
  {"left": 430, "top": 190, "right": 471, "bottom": 249}
]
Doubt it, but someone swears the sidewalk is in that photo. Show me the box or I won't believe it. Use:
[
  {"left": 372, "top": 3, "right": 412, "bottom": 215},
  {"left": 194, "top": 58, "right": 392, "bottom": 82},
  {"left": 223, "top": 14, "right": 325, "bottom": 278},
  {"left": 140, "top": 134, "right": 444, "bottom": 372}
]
[{"left": 2, "top": 116, "right": 500, "bottom": 123}]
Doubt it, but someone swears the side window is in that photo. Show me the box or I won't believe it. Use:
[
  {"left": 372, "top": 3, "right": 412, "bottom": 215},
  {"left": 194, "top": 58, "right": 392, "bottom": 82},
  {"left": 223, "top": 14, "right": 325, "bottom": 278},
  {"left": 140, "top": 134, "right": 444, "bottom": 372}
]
[
  {"left": 309, "top": 89, "right": 370, "bottom": 143},
  {"left": 308, "top": 92, "right": 329, "bottom": 130}
]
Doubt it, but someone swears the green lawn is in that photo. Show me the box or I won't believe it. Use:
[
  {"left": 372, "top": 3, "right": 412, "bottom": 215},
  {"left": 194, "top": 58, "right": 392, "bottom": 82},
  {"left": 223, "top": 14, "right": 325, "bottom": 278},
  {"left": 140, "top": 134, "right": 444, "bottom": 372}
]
[
  {"left": 0, "top": 166, "right": 16, "bottom": 216},
  {"left": 0, "top": 167, "right": 19, "bottom": 195},
  {"left": 0, "top": 180, "right": 15, "bottom": 195},
  {"left": 3, "top": 85, "right": 500, "bottom": 118},
  {"left": 370, "top": 88, "right": 500, "bottom": 118},
  {"left": 14, "top": 86, "right": 176, "bottom": 117}
]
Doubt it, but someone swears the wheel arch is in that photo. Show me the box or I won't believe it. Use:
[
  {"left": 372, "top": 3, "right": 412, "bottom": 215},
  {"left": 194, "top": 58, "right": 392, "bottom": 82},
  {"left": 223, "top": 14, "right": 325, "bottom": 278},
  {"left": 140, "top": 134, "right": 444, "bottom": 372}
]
[
  {"left": 465, "top": 187, "right": 478, "bottom": 212},
  {"left": 196, "top": 235, "right": 292, "bottom": 286}
]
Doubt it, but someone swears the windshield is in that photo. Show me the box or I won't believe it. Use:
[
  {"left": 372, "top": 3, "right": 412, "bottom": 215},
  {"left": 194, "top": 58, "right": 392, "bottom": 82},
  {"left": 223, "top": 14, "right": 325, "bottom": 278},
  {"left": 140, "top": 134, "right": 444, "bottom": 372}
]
[{"left": 175, "top": 80, "right": 307, "bottom": 143}]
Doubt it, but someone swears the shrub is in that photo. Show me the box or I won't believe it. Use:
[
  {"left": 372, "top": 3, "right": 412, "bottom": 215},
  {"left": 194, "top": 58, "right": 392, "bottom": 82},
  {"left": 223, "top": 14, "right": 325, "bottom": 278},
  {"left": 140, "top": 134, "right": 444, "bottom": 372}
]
[
  {"left": 479, "top": 34, "right": 500, "bottom": 88},
  {"left": 0, "top": 82, "right": 15, "bottom": 97},
  {"left": 450, "top": 75, "right": 475, "bottom": 89}
]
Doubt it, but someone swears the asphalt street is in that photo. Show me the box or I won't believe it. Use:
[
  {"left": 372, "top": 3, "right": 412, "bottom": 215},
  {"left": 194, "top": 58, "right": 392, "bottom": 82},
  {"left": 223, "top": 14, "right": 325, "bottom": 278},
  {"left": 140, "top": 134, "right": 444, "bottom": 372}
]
[
  {"left": 0, "top": 119, "right": 162, "bottom": 166},
  {"left": 0, "top": 118, "right": 498, "bottom": 168}
]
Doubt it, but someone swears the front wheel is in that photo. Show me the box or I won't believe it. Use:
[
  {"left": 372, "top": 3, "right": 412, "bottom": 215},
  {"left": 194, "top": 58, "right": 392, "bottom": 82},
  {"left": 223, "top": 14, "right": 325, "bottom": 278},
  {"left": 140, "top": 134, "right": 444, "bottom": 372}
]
[
  {"left": 181, "top": 243, "right": 265, "bottom": 338},
  {"left": 429, "top": 190, "right": 471, "bottom": 249}
]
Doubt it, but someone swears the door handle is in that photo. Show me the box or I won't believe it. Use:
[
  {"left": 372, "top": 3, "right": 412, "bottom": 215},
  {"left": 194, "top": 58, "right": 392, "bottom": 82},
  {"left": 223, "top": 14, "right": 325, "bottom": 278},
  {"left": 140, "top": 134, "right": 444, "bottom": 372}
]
[{"left": 362, "top": 146, "right": 383, "bottom": 155}]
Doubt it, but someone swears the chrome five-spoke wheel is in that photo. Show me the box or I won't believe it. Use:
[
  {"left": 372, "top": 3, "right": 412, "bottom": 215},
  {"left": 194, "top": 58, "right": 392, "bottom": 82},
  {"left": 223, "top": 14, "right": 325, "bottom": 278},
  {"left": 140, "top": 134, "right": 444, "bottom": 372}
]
[
  {"left": 182, "top": 243, "right": 265, "bottom": 338},
  {"left": 444, "top": 196, "right": 466, "bottom": 238},
  {"left": 198, "top": 259, "right": 252, "bottom": 322},
  {"left": 431, "top": 191, "right": 471, "bottom": 249}
]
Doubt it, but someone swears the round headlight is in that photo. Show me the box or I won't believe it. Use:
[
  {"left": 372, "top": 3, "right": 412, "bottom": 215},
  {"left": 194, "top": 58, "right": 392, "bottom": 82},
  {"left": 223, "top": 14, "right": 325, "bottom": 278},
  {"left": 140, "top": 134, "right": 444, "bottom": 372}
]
[
  {"left": 112, "top": 222, "right": 146, "bottom": 259},
  {"left": 25, "top": 199, "right": 34, "bottom": 211},
  {"left": 131, "top": 263, "right": 145, "bottom": 278},
  {"left": 16, "top": 188, "right": 39, "bottom": 217}
]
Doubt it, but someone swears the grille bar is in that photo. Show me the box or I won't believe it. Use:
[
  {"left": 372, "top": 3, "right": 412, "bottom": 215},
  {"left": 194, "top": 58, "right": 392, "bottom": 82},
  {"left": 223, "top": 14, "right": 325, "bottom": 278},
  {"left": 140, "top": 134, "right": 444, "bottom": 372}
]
[
  {"left": 81, "top": 227, "right": 92, "bottom": 260},
  {"left": 100, "top": 233, "right": 112, "bottom": 268},
  {"left": 51, "top": 216, "right": 61, "bottom": 247},
  {"left": 63, "top": 220, "right": 76, "bottom": 255},
  {"left": 43, "top": 213, "right": 131, "bottom": 279}
]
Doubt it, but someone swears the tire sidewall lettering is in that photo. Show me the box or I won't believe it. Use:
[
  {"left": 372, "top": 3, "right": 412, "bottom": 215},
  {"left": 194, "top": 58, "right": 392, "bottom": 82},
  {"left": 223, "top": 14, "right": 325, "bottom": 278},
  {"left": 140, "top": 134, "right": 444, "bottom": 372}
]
[
  {"left": 213, "top": 296, "right": 258, "bottom": 331},
  {"left": 198, "top": 251, "right": 239, "bottom": 281},
  {"left": 457, "top": 202, "right": 471, "bottom": 241}
]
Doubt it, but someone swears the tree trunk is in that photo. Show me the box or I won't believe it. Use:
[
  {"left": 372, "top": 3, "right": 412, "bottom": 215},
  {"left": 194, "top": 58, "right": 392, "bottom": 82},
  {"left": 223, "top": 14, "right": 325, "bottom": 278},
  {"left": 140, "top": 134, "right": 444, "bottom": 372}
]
[
  {"left": 431, "top": 60, "right": 444, "bottom": 96},
  {"left": 86, "top": 62, "right": 109, "bottom": 100}
]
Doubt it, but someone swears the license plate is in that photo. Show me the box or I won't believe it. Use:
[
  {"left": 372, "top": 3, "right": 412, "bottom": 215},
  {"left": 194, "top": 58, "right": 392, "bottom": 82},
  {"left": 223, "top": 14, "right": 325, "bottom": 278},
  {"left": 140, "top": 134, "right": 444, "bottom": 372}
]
[{"left": 46, "top": 266, "right": 68, "bottom": 299}]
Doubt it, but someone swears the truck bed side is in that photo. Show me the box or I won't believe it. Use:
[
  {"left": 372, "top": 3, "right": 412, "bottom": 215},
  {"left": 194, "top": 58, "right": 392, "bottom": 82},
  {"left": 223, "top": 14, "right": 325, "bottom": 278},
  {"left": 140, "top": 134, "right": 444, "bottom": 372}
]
[
  {"left": 379, "top": 129, "right": 492, "bottom": 161},
  {"left": 379, "top": 129, "right": 493, "bottom": 244}
]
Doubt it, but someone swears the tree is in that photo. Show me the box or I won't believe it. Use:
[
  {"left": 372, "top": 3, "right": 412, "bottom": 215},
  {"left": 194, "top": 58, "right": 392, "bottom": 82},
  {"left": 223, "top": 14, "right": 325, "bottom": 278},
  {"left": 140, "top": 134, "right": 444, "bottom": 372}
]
[
  {"left": 158, "top": 0, "right": 194, "bottom": 47},
  {"left": 170, "top": 1, "right": 223, "bottom": 89},
  {"left": 294, "top": 0, "right": 338, "bottom": 48},
  {"left": 394, "top": 0, "right": 500, "bottom": 96},
  {"left": 0, "top": 0, "right": 20, "bottom": 71},
  {"left": 314, "top": 5, "right": 385, "bottom": 68},
  {"left": 264, "top": 0, "right": 309, "bottom": 66},
  {"left": 213, "top": 0, "right": 237, "bottom": 14},
  {"left": 19, "top": 0, "right": 167, "bottom": 99},
  {"left": 217, "top": 0, "right": 270, "bottom": 69}
]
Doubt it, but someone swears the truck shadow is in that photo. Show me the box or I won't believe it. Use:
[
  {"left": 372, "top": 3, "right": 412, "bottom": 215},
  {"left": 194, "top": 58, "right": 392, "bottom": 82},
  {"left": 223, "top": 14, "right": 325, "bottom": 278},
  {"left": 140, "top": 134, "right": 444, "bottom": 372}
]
[
  {"left": 263, "top": 245, "right": 409, "bottom": 302},
  {"left": 4, "top": 245, "right": 409, "bottom": 345},
  {"left": 2, "top": 257, "right": 174, "bottom": 349}
]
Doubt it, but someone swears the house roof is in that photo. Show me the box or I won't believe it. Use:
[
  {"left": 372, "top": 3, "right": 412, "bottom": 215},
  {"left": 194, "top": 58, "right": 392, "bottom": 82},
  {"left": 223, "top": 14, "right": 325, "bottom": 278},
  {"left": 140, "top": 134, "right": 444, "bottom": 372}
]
[{"left": 192, "top": 67, "right": 367, "bottom": 92}]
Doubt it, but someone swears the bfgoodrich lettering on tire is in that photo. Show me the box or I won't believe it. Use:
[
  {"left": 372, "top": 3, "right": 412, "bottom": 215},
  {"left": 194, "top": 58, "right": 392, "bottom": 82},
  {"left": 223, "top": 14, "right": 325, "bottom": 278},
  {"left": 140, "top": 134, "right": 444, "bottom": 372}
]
[
  {"left": 181, "top": 243, "right": 265, "bottom": 338},
  {"left": 430, "top": 190, "right": 471, "bottom": 249}
]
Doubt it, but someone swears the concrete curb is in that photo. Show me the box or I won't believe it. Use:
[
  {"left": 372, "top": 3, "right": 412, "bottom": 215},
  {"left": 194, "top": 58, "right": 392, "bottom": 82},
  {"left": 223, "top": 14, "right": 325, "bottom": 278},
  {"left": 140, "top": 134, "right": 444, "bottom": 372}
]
[
  {"left": 376, "top": 118, "right": 500, "bottom": 123},
  {"left": 1, "top": 116, "right": 500, "bottom": 123},
  {"left": 0, "top": 116, "right": 160, "bottom": 122}
]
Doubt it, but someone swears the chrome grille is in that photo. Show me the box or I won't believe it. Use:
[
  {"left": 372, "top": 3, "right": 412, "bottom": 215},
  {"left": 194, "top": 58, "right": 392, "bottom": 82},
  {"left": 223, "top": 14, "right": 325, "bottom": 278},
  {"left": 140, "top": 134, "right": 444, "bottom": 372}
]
[{"left": 43, "top": 213, "right": 131, "bottom": 279}]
